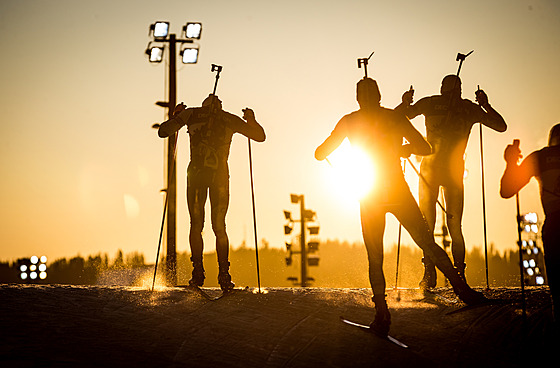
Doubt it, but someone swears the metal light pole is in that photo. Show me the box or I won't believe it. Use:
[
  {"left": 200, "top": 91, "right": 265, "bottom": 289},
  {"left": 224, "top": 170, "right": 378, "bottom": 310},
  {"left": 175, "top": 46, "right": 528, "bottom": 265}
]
[
  {"left": 146, "top": 21, "right": 201, "bottom": 286},
  {"left": 298, "top": 195, "right": 308, "bottom": 287},
  {"left": 284, "top": 194, "right": 320, "bottom": 287}
]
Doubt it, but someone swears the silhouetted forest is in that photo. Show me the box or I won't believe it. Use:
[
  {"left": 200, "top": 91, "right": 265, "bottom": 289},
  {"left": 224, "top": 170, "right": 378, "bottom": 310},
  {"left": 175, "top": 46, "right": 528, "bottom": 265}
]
[{"left": 0, "top": 240, "right": 535, "bottom": 288}]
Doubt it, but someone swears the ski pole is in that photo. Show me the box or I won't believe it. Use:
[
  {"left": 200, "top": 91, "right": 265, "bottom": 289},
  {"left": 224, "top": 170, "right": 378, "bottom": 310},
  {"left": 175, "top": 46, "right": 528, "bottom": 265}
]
[
  {"left": 476, "top": 84, "right": 490, "bottom": 289},
  {"left": 394, "top": 159, "right": 405, "bottom": 301},
  {"left": 248, "top": 139, "right": 262, "bottom": 292},
  {"left": 479, "top": 118, "right": 490, "bottom": 289},
  {"left": 152, "top": 131, "right": 180, "bottom": 291}
]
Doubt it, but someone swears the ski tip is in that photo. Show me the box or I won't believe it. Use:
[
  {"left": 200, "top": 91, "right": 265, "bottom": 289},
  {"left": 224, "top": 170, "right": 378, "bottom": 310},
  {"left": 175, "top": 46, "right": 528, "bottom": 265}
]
[{"left": 340, "top": 317, "right": 409, "bottom": 348}]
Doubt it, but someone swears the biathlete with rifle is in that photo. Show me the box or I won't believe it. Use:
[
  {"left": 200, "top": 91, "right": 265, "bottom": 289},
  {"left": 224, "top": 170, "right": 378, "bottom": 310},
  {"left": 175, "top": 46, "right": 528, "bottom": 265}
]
[
  {"left": 398, "top": 75, "right": 507, "bottom": 289},
  {"left": 158, "top": 95, "right": 266, "bottom": 292},
  {"left": 315, "top": 77, "right": 486, "bottom": 337}
]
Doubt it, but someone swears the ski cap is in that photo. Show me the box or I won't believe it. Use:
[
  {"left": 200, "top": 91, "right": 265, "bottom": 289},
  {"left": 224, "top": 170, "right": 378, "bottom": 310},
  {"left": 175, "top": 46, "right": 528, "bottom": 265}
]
[
  {"left": 356, "top": 77, "right": 381, "bottom": 108},
  {"left": 202, "top": 94, "right": 222, "bottom": 109},
  {"left": 440, "top": 75, "right": 462, "bottom": 95},
  {"left": 549, "top": 123, "right": 560, "bottom": 146}
]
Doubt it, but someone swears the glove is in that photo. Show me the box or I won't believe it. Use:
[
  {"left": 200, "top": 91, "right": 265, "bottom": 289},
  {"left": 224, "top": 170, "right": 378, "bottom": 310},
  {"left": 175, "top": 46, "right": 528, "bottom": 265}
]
[
  {"left": 475, "top": 89, "right": 489, "bottom": 107},
  {"left": 504, "top": 139, "right": 522, "bottom": 164},
  {"left": 401, "top": 86, "right": 414, "bottom": 105},
  {"left": 173, "top": 102, "right": 187, "bottom": 116},
  {"left": 242, "top": 108, "right": 256, "bottom": 121}
]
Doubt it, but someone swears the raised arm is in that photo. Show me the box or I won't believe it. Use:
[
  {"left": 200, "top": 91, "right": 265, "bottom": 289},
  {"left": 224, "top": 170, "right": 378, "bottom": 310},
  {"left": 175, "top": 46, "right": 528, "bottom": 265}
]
[
  {"left": 315, "top": 119, "right": 346, "bottom": 161},
  {"left": 400, "top": 114, "right": 432, "bottom": 157},
  {"left": 234, "top": 108, "right": 266, "bottom": 142},
  {"left": 158, "top": 103, "right": 193, "bottom": 138},
  {"left": 500, "top": 139, "right": 538, "bottom": 198},
  {"left": 475, "top": 89, "right": 507, "bottom": 132},
  {"left": 394, "top": 86, "right": 415, "bottom": 115}
]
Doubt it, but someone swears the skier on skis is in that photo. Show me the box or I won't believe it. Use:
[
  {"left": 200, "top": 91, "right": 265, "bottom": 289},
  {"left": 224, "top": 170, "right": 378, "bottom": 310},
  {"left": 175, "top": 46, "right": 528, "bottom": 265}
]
[
  {"left": 315, "top": 77, "right": 486, "bottom": 337},
  {"left": 500, "top": 124, "right": 560, "bottom": 323},
  {"left": 158, "top": 95, "right": 266, "bottom": 292},
  {"left": 398, "top": 75, "right": 507, "bottom": 289}
]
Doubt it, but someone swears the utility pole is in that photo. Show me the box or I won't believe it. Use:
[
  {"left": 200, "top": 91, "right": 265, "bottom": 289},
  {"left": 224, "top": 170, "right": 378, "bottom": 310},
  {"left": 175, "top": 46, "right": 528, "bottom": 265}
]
[
  {"left": 146, "top": 21, "right": 201, "bottom": 286},
  {"left": 299, "top": 195, "right": 308, "bottom": 287},
  {"left": 165, "top": 33, "right": 178, "bottom": 286}
]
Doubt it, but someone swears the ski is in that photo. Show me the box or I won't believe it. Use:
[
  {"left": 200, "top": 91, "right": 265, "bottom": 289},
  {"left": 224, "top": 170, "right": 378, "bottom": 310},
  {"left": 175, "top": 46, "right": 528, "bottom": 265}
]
[
  {"left": 181, "top": 285, "right": 220, "bottom": 301},
  {"left": 216, "top": 288, "right": 242, "bottom": 299},
  {"left": 446, "top": 298, "right": 510, "bottom": 315},
  {"left": 340, "top": 317, "right": 409, "bottom": 349},
  {"left": 422, "top": 289, "right": 458, "bottom": 304}
]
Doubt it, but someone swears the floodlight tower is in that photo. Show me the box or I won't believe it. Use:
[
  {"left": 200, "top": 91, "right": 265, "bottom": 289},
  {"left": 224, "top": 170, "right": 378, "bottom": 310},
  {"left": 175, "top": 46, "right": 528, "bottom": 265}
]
[
  {"left": 146, "top": 21, "right": 202, "bottom": 286},
  {"left": 283, "top": 194, "right": 320, "bottom": 287}
]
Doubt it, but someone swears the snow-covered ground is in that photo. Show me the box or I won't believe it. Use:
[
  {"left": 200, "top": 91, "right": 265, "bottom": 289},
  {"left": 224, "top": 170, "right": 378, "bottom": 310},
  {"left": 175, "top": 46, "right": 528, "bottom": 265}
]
[{"left": 0, "top": 284, "right": 556, "bottom": 367}]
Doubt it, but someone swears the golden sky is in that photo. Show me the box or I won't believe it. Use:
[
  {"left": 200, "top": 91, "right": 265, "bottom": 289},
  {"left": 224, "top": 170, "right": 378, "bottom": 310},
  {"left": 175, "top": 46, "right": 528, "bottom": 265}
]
[{"left": 1, "top": 0, "right": 559, "bottom": 263}]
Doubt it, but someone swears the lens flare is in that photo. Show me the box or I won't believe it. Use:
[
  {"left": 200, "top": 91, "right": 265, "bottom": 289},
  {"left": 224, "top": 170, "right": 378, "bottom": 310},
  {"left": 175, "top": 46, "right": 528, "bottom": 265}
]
[{"left": 325, "top": 139, "right": 376, "bottom": 203}]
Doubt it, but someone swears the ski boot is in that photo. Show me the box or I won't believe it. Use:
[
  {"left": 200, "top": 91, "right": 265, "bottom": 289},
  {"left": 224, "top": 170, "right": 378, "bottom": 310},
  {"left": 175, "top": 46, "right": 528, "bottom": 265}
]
[
  {"left": 419, "top": 257, "right": 437, "bottom": 290},
  {"left": 454, "top": 284, "right": 486, "bottom": 305},
  {"left": 370, "top": 296, "right": 391, "bottom": 337},
  {"left": 188, "top": 258, "right": 205, "bottom": 287},
  {"left": 431, "top": 253, "right": 486, "bottom": 305},
  {"left": 450, "top": 270, "right": 486, "bottom": 305},
  {"left": 218, "top": 262, "right": 235, "bottom": 293}
]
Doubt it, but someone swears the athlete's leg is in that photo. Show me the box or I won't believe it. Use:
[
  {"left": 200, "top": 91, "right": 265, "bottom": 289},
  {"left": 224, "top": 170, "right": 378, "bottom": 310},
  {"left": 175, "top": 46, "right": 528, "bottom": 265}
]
[
  {"left": 392, "top": 182, "right": 485, "bottom": 304},
  {"left": 419, "top": 163, "right": 439, "bottom": 232},
  {"left": 418, "top": 163, "right": 440, "bottom": 287},
  {"left": 359, "top": 200, "right": 390, "bottom": 336},
  {"left": 187, "top": 173, "right": 209, "bottom": 285},
  {"left": 209, "top": 172, "right": 234, "bottom": 291},
  {"left": 393, "top": 184, "right": 452, "bottom": 270},
  {"left": 443, "top": 182, "right": 466, "bottom": 275},
  {"left": 209, "top": 172, "right": 230, "bottom": 265},
  {"left": 360, "top": 203, "right": 387, "bottom": 298}
]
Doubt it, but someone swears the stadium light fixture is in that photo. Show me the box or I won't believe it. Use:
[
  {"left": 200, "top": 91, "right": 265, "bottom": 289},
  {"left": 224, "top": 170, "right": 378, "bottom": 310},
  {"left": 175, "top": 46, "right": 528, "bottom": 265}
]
[
  {"left": 308, "top": 226, "right": 319, "bottom": 235},
  {"left": 284, "top": 225, "right": 293, "bottom": 235},
  {"left": 146, "top": 45, "right": 164, "bottom": 63},
  {"left": 150, "top": 21, "right": 170, "bottom": 40},
  {"left": 180, "top": 46, "right": 199, "bottom": 64},
  {"left": 183, "top": 22, "right": 202, "bottom": 39},
  {"left": 290, "top": 194, "right": 300, "bottom": 204},
  {"left": 523, "top": 212, "right": 538, "bottom": 224}
]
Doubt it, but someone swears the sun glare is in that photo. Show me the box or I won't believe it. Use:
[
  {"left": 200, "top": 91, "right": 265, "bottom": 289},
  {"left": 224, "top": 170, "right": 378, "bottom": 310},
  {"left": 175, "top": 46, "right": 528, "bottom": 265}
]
[{"left": 325, "top": 139, "right": 376, "bottom": 203}]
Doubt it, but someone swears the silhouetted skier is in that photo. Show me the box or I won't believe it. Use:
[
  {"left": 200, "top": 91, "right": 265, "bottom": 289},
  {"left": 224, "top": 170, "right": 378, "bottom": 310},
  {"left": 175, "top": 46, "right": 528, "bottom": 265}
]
[
  {"left": 158, "top": 95, "right": 266, "bottom": 292},
  {"left": 398, "top": 75, "right": 507, "bottom": 289},
  {"left": 315, "top": 77, "right": 485, "bottom": 337},
  {"left": 500, "top": 125, "right": 560, "bottom": 323}
]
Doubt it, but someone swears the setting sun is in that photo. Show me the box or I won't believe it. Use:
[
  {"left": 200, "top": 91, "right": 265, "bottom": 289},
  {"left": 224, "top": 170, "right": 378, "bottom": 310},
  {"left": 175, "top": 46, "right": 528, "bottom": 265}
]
[{"left": 324, "top": 139, "right": 376, "bottom": 203}]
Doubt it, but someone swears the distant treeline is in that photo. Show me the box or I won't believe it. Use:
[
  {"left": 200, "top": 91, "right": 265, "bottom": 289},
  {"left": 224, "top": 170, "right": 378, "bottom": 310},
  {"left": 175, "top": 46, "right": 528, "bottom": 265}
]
[
  {"left": 0, "top": 241, "right": 533, "bottom": 288},
  {"left": 0, "top": 250, "right": 146, "bottom": 285}
]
